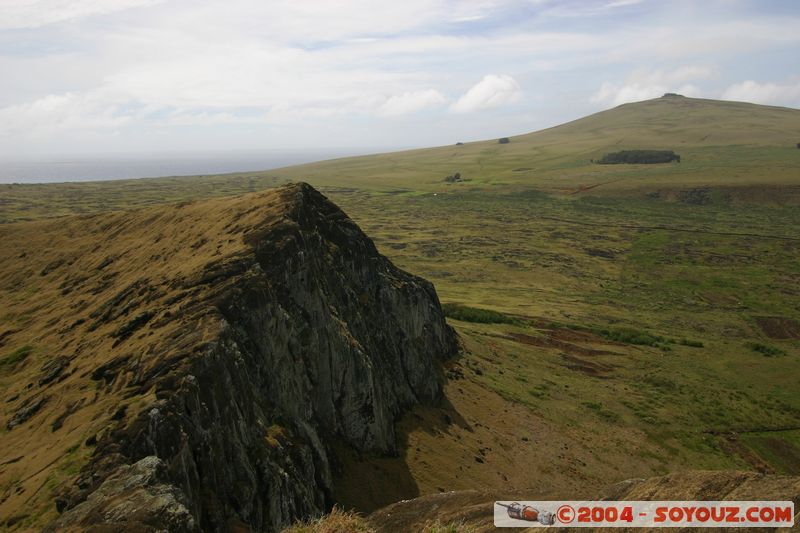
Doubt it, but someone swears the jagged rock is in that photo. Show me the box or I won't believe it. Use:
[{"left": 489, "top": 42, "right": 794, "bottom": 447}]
[
  {"left": 90, "top": 355, "right": 131, "bottom": 383},
  {"left": 45, "top": 456, "right": 197, "bottom": 532},
  {"left": 6, "top": 396, "right": 47, "bottom": 430},
  {"left": 54, "top": 183, "right": 458, "bottom": 532},
  {"left": 111, "top": 310, "right": 156, "bottom": 343},
  {"left": 38, "top": 356, "right": 69, "bottom": 386}
]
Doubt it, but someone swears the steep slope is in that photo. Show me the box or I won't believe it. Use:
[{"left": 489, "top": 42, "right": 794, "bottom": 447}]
[{"left": 0, "top": 183, "right": 457, "bottom": 531}]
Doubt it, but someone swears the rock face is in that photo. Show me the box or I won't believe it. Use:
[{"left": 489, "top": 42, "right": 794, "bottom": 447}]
[
  {"left": 48, "top": 456, "right": 197, "bottom": 532},
  {"left": 49, "top": 183, "right": 457, "bottom": 532}
]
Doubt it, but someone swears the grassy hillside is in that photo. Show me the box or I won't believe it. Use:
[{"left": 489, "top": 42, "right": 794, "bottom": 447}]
[
  {"left": 273, "top": 95, "right": 800, "bottom": 195},
  {"left": 1, "top": 95, "right": 799, "bottom": 527},
  {"left": 1, "top": 95, "right": 799, "bottom": 224}
]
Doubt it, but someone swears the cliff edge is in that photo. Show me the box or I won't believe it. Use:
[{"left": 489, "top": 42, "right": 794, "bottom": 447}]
[{"left": 0, "top": 183, "right": 457, "bottom": 531}]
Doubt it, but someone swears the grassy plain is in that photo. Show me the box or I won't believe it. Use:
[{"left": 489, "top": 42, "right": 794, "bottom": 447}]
[{"left": 1, "top": 96, "right": 800, "bottom": 522}]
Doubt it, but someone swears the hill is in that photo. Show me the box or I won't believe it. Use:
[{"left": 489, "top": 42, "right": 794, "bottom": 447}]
[
  {"left": 271, "top": 94, "right": 800, "bottom": 194},
  {"left": 1, "top": 95, "right": 799, "bottom": 224},
  {"left": 1, "top": 96, "right": 799, "bottom": 530},
  {"left": 0, "top": 183, "right": 456, "bottom": 530}
]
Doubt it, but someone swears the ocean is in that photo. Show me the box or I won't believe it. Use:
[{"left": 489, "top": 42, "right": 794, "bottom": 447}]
[{"left": 0, "top": 148, "right": 387, "bottom": 184}]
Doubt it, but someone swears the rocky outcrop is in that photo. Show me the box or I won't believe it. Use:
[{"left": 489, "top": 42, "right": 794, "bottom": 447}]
[
  {"left": 50, "top": 183, "right": 457, "bottom": 532},
  {"left": 48, "top": 456, "right": 197, "bottom": 532}
]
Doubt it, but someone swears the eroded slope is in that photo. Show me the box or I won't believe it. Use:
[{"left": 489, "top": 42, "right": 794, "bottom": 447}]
[{"left": 0, "top": 183, "right": 456, "bottom": 531}]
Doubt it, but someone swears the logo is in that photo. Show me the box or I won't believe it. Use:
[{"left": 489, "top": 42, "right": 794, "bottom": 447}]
[
  {"left": 494, "top": 501, "right": 794, "bottom": 528},
  {"left": 495, "top": 502, "right": 555, "bottom": 525}
]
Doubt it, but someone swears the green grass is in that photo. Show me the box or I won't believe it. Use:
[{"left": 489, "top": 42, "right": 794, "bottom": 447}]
[
  {"left": 582, "top": 401, "right": 622, "bottom": 422},
  {"left": 0, "top": 344, "right": 34, "bottom": 371}
]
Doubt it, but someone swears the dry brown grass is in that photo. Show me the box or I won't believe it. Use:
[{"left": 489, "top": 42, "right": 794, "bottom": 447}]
[
  {"left": 420, "top": 519, "right": 478, "bottom": 532},
  {"left": 0, "top": 185, "right": 309, "bottom": 529},
  {"left": 282, "top": 507, "right": 374, "bottom": 533}
]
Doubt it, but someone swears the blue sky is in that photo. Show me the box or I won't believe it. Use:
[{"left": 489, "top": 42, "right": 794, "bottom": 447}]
[{"left": 0, "top": 0, "right": 798, "bottom": 157}]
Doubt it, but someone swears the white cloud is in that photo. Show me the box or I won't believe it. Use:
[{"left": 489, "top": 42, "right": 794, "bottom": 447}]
[
  {"left": 450, "top": 74, "right": 522, "bottom": 113},
  {"left": 0, "top": 91, "right": 131, "bottom": 137},
  {"left": 721, "top": 80, "right": 800, "bottom": 107},
  {"left": 591, "top": 67, "right": 709, "bottom": 106},
  {"left": 1, "top": 0, "right": 799, "bottom": 155},
  {"left": 0, "top": 0, "right": 162, "bottom": 29},
  {"left": 447, "top": 0, "right": 504, "bottom": 23},
  {"left": 379, "top": 90, "right": 448, "bottom": 117},
  {"left": 604, "top": 0, "right": 643, "bottom": 8}
]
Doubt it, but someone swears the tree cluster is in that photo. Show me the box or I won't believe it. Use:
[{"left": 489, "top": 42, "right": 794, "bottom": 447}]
[{"left": 597, "top": 150, "right": 680, "bottom": 164}]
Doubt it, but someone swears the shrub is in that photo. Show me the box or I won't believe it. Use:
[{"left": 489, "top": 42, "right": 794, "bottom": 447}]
[
  {"left": 265, "top": 424, "right": 289, "bottom": 449},
  {"left": 562, "top": 322, "right": 697, "bottom": 349},
  {"left": 599, "top": 327, "right": 666, "bottom": 346},
  {"left": 597, "top": 150, "right": 680, "bottom": 164},
  {"left": 747, "top": 342, "right": 786, "bottom": 357},
  {"left": 679, "top": 338, "right": 704, "bottom": 348},
  {"left": 442, "top": 304, "right": 519, "bottom": 324}
]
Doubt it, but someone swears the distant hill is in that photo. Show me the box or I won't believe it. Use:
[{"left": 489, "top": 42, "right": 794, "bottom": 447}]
[
  {"left": 1, "top": 95, "right": 798, "bottom": 223},
  {"left": 523, "top": 94, "right": 800, "bottom": 147},
  {"left": 270, "top": 94, "right": 800, "bottom": 195}
]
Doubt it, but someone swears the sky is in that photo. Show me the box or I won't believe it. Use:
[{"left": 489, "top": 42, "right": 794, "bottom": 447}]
[{"left": 0, "top": 0, "right": 799, "bottom": 158}]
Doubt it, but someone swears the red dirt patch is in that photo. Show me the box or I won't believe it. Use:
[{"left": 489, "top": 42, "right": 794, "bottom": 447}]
[
  {"left": 505, "top": 332, "right": 620, "bottom": 356},
  {"left": 717, "top": 436, "right": 774, "bottom": 474},
  {"left": 754, "top": 316, "right": 800, "bottom": 339},
  {"left": 760, "top": 437, "right": 800, "bottom": 474},
  {"left": 560, "top": 353, "right": 615, "bottom": 377}
]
